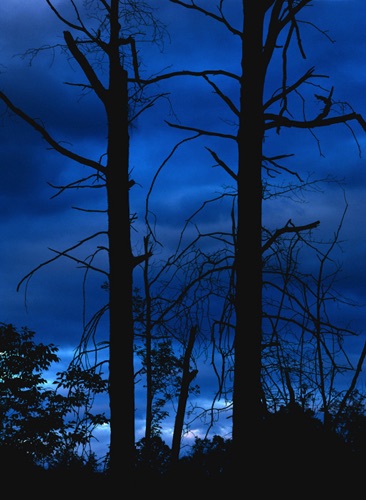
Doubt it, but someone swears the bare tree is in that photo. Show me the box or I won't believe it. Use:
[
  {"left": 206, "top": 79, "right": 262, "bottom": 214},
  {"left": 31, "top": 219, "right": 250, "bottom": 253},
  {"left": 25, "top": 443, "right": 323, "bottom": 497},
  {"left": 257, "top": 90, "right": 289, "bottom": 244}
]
[
  {"left": 0, "top": 0, "right": 166, "bottom": 479},
  {"left": 262, "top": 202, "right": 366, "bottom": 426},
  {"left": 146, "top": 0, "right": 366, "bottom": 476}
]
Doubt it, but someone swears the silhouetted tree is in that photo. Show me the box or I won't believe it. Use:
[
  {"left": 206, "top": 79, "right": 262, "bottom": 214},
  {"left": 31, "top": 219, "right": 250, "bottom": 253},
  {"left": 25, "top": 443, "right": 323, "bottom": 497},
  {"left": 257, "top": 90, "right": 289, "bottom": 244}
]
[
  {"left": 133, "top": 237, "right": 227, "bottom": 460},
  {"left": 0, "top": 0, "right": 166, "bottom": 479},
  {"left": 0, "top": 322, "right": 106, "bottom": 469},
  {"left": 0, "top": 323, "right": 60, "bottom": 462},
  {"left": 134, "top": 281, "right": 201, "bottom": 462},
  {"left": 170, "top": 325, "right": 198, "bottom": 466},
  {"left": 160, "top": 1, "right": 366, "bottom": 477},
  {"left": 135, "top": 338, "right": 181, "bottom": 437},
  {"left": 262, "top": 203, "right": 366, "bottom": 425}
]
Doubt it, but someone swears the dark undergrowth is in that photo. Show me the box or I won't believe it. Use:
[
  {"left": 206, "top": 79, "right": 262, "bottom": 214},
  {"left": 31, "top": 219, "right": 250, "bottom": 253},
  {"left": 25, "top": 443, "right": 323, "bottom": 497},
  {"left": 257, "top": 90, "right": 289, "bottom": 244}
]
[{"left": 3, "top": 404, "right": 366, "bottom": 493}]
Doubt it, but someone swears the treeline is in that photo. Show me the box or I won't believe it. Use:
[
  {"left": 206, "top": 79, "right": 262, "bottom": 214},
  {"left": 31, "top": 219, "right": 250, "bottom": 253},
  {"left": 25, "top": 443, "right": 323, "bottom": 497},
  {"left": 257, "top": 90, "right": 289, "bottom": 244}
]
[{"left": 2, "top": 318, "right": 366, "bottom": 493}]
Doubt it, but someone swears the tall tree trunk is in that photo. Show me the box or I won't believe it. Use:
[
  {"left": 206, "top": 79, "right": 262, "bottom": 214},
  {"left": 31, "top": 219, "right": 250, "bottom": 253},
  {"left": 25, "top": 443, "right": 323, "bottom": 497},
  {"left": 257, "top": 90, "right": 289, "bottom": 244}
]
[
  {"left": 143, "top": 235, "right": 153, "bottom": 446},
  {"left": 233, "top": 0, "right": 264, "bottom": 475},
  {"left": 107, "top": 0, "right": 135, "bottom": 479},
  {"left": 170, "top": 325, "right": 197, "bottom": 467}
]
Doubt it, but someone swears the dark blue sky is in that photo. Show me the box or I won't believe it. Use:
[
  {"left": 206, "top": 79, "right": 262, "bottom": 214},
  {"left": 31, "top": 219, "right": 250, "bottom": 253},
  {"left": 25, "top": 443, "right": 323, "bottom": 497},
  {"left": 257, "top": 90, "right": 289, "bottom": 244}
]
[{"left": 1, "top": 0, "right": 366, "bottom": 458}]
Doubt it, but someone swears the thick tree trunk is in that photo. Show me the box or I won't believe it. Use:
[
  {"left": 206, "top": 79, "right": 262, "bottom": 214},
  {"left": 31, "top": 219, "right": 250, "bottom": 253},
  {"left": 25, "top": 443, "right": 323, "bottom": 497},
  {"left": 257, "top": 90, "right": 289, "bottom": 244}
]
[
  {"left": 232, "top": 0, "right": 264, "bottom": 476},
  {"left": 107, "top": 0, "right": 135, "bottom": 479}
]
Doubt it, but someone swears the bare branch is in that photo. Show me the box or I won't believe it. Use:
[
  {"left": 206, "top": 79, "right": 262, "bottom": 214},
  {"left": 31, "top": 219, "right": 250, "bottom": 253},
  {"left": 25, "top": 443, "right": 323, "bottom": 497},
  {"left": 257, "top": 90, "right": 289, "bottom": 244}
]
[
  {"left": 202, "top": 74, "right": 239, "bottom": 116},
  {"left": 264, "top": 67, "right": 328, "bottom": 111},
  {"left": 265, "top": 111, "right": 366, "bottom": 133},
  {"left": 48, "top": 246, "right": 108, "bottom": 275},
  {"left": 169, "top": 0, "right": 241, "bottom": 37},
  {"left": 46, "top": 0, "right": 83, "bottom": 31},
  {"left": 17, "top": 231, "right": 108, "bottom": 292},
  {"left": 0, "top": 91, "right": 104, "bottom": 172},
  {"left": 136, "top": 69, "right": 239, "bottom": 86},
  {"left": 205, "top": 147, "right": 237, "bottom": 181},
  {"left": 48, "top": 173, "right": 106, "bottom": 199},
  {"left": 262, "top": 219, "right": 320, "bottom": 254},
  {"left": 63, "top": 31, "right": 108, "bottom": 103},
  {"left": 165, "top": 120, "right": 236, "bottom": 141}
]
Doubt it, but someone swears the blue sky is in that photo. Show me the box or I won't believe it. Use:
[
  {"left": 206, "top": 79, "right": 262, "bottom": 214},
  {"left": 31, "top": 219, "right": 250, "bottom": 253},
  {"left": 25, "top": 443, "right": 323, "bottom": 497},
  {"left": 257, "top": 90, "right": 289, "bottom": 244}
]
[{"left": 1, "top": 0, "right": 366, "bottom": 459}]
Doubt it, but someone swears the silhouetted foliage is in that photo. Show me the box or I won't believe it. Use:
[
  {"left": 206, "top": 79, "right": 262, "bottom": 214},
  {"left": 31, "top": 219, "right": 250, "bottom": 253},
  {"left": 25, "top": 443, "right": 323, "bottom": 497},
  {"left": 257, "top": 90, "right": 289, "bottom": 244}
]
[
  {"left": 177, "top": 435, "right": 233, "bottom": 479},
  {"left": 130, "top": 406, "right": 366, "bottom": 493},
  {"left": 0, "top": 323, "right": 107, "bottom": 471},
  {"left": 0, "top": 443, "right": 42, "bottom": 477},
  {"left": 259, "top": 402, "right": 356, "bottom": 488},
  {"left": 0, "top": 323, "right": 63, "bottom": 461},
  {"left": 135, "top": 436, "right": 171, "bottom": 477},
  {"left": 333, "top": 390, "right": 366, "bottom": 458}
]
